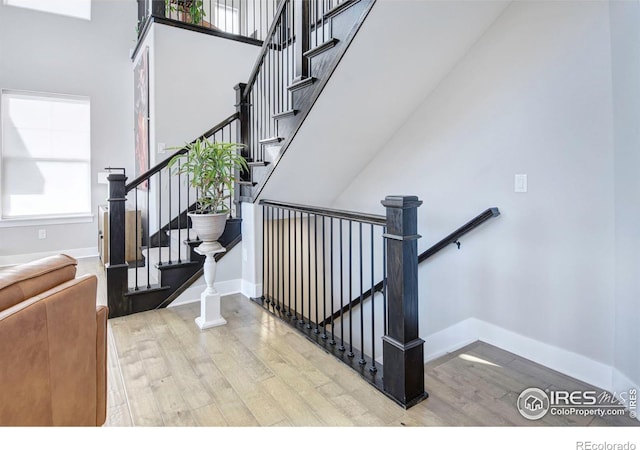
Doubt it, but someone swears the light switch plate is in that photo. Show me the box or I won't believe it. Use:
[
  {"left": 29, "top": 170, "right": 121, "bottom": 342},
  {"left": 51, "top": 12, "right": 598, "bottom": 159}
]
[{"left": 515, "top": 174, "right": 527, "bottom": 193}]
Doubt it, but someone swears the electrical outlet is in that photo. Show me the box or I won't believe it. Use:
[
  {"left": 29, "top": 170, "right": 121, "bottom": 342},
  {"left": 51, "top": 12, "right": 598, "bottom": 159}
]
[
  {"left": 158, "top": 142, "right": 166, "bottom": 154},
  {"left": 38, "top": 229, "right": 46, "bottom": 239}
]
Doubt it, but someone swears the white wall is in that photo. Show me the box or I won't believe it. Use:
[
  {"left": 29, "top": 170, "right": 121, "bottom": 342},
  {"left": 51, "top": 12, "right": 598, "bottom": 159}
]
[
  {"left": 150, "top": 22, "right": 260, "bottom": 166},
  {"left": 331, "top": 1, "right": 618, "bottom": 385},
  {"left": 0, "top": 0, "right": 137, "bottom": 258},
  {"left": 609, "top": 0, "right": 640, "bottom": 394}
]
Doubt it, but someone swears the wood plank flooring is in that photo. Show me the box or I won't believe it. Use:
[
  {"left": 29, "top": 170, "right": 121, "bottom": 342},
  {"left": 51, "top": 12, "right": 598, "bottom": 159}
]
[{"left": 105, "top": 292, "right": 638, "bottom": 427}]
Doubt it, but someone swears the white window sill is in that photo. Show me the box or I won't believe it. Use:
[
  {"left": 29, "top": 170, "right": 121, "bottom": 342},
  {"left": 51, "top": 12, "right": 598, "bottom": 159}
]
[{"left": 0, "top": 214, "right": 94, "bottom": 228}]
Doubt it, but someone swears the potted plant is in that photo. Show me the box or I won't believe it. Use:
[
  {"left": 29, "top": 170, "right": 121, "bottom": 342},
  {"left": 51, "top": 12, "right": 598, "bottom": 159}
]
[{"left": 168, "top": 137, "right": 247, "bottom": 244}]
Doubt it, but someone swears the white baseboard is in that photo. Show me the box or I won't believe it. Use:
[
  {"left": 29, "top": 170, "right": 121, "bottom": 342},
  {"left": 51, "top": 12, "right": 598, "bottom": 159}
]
[
  {"left": 168, "top": 278, "right": 242, "bottom": 308},
  {"left": 423, "top": 318, "right": 479, "bottom": 362},
  {"left": 241, "top": 280, "right": 262, "bottom": 299},
  {"left": 423, "top": 318, "right": 633, "bottom": 395},
  {"left": 0, "top": 247, "right": 98, "bottom": 267}
]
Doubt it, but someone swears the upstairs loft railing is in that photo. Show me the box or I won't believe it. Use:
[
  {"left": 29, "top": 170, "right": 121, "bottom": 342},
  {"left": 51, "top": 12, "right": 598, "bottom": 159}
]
[
  {"left": 257, "top": 196, "right": 428, "bottom": 409},
  {"left": 136, "top": 0, "right": 280, "bottom": 44}
]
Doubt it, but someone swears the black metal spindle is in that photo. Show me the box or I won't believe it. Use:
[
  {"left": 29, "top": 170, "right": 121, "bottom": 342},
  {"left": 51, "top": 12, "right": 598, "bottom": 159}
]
[
  {"left": 329, "top": 217, "right": 335, "bottom": 345},
  {"left": 146, "top": 180, "right": 151, "bottom": 288},
  {"left": 158, "top": 170, "right": 162, "bottom": 267},
  {"left": 359, "top": 222, "right": 365, "bottom": 365},
  {"left": 273, "top": 208, "right": 280, "bottom": 307},
  {"left": 314, "top": 214, "right": 319, "bottom": 333},
  {"left": 177, "top": 160, "right": 182, "bottom": 263},
  {"left": 134, "top": 187, "right": 139, "bottom": 290},
  {"left": 370, "top": 223, "right": 376, "bottom": 372},
  {"left": 299, "top": 210, "right": 304, "bottom": 324},
  {"left": 287, "top": 209, "right": 292, "bottom": 316},
  {"left": 339, "top": 218, "right": 345, "bottom": 351},
  {"left": 348, "top": 220, "right": 353, "bottom": 357},
  {"left": 383, "top": 227, "right": 387, "bottom": 335},
  {"left": 306, "top": 213, "right": 312, "bottom": 328},
  {"left": 269, "top": 205, "right": 273, "bottom": 303},
  {"left": 321, "top": 215, "right": 327, "bottom": 339},
  {"left": 292, "top": 210, "right": 298, "bottom": 320},
  {"left": 280, "top": 207, "right": 284, "bottom": 311},
  {"left": 262, "top": 203, "right": 267, "bottom": 302},
  {"left": 168, "top": 170, "right": 172, "bottom": 264}
]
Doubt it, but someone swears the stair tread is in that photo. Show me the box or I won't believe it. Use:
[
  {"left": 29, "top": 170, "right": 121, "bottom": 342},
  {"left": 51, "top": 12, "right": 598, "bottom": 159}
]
[{"left": 259, "top": 136, "right": 284, "bottom": 145}]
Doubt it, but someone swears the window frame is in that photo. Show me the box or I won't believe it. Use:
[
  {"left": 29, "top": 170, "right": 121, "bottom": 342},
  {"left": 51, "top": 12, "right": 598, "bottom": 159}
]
[
  {"left": 2, "top": 0, "right": 92, "bottom": 21},
  {"left": 0, "top": 89, "right": 94, "bottom": 228}
]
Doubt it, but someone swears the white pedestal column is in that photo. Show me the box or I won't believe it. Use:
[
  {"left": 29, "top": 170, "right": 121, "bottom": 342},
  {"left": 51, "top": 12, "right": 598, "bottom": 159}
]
[{"left": 194, "top": 241, "right": 227, "bottom": 330}]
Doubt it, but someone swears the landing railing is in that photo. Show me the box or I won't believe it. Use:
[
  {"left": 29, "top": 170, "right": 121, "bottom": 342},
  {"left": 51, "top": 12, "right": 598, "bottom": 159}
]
[
  {"left": 257, "top": 196, "right": 427, "bottom": 409},
  {"left": 106, "top": 113, "right": 240, "bottom": 318},
  {"left": 136, "top": 0, "right": 279, "bottom": 43},
  {"left": 322, "top": 207, "right": 501, "bottom": 326}
]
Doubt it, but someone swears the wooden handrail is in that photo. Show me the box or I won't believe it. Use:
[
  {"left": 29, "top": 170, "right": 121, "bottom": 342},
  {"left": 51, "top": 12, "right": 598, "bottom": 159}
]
[{"left": 259, "top": 199, "right": 386, "bottom": 226}]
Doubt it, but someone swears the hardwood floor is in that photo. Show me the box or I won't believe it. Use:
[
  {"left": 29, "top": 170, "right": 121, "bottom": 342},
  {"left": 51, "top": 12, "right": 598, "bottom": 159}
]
[{"left": 103, "top": 291, "right": 639, "bottom": 427}]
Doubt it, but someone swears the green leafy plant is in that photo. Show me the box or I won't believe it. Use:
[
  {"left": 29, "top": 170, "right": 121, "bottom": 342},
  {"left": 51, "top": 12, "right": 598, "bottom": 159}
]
[
  {"left": 165, "top": 0, "right": 205, "bottom": 25},
  {"left": 168, "top": 138, "right": 247, "bottom": 214},
  {"left": 188, "top": 0, "right": 205, "bottom": 24}
]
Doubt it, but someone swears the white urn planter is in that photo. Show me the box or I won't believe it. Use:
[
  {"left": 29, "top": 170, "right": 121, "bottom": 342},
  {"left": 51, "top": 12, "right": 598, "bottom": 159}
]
[{"left": 188, "top": 212, "right": 228, "bottom": 330}]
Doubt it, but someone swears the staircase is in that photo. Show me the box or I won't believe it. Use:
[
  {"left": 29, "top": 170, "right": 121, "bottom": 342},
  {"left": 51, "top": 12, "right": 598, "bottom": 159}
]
[{"left": 106, "top": 0, "right": 376, "bottom": 319}]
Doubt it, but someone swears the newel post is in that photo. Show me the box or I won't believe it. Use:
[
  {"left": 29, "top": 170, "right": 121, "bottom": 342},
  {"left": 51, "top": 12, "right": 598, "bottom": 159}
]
[
  {"left": 293, "top": 0, "right": 310, "bottom": 81},
  {"left": 234, "top": 82, "right": 250, "bottom": 216},
  {"left": 106, "top": 174, "right": 130, "bottom": 318},
  {"left": 382, "top": 195, "right": 428, "bottom": 408}
]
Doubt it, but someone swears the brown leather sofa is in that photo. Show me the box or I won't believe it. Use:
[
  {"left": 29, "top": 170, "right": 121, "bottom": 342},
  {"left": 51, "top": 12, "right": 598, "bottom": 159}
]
[{"left": 0, "top": 254, "right": 107, "bottom": 426}]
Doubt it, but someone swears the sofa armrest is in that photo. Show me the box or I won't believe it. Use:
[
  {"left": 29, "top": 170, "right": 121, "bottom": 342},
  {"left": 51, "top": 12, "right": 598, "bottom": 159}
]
[{"left": 96, "top": 305, "right": 108, "bottom": 426}]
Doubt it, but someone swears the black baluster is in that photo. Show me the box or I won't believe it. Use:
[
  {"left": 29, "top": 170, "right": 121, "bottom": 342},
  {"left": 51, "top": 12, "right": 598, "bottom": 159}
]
[
  {"left": 348, "top": 220, "right": 353, "bottom": 357},
  {"left": 275, "top": 207, "right": 279, "bottom": 311},
  {"left": 321, "top": 215, "right": 327, "bottom": 339},
  {"left": 306, "top": 212, "right": 312, "bottom": 329},
  {"left": 262, "top": 203, "right": 266, "bottom": 302},
  {"left": 134, "top": 186, "right": 139, "bottom": 290},
  {"left": 146, "top": 178, "right": 151, "bottom": 288},
  {"left": 329, "top": 217, "right": 335, "bottom": 345},
  {"left": 383, "top": 227, "right": 387, "bottom": 335},
  {"left": 314, "top": 213, "right": 319, "bottom": 334},
  {"left": 370, "top": 223, "right": 377, "bottom": 373},
  {"left": 292, "top": 210, "right": 298, "bottom": 320},
  {"left": 158, "top": 170, "right": 162, "bottom": 267},
  {"left": 279, "top": 207, "right": 284, "bottom": 311},
  {"left": 287, "top": 209, "right": 292, "bottom": 316},
  {"left": 168, "top": 170, "right": 172, "bottom": 264},
  {"left": 339, "top": 218, "right": 345, "bottom": 351},
  {"left": 177, "top": 160, "right": 182, "bottom": 263},
  {"left": 359, "top": 222, "right": 365, "bottom": 365}
]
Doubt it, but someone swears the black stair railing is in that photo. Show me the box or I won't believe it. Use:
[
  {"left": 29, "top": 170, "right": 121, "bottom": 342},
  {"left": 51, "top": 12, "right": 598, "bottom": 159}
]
[
  {"left": 106, "top": 113, "right": 241, "bottom": 319},
  {"left": 255, "top": 196, "right": 427, "bottom": 408},
  {"left": 320, "top": 207, "right": 502, "bottom": 327}
]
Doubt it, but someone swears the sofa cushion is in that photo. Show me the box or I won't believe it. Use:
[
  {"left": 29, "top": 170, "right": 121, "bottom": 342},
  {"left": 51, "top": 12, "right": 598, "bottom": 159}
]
[{"left": 0, "top": 254, "right": 77, "bottom": 313}]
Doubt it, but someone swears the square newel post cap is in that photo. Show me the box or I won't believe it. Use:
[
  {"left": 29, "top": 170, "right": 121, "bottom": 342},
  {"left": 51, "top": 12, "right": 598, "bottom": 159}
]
[{"left": 381, "top": 195, "right": 423, "bottom": 209}]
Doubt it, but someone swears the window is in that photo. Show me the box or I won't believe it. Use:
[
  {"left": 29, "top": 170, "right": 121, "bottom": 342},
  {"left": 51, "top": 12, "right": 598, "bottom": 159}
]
[
  {"left": 3, "top": 0, "right": 91, "bottom": 20},
  {"left": 214, "top": 4, "right": 239, "bottom": 34},
  {"left": 0, "top": 90, "right": 92, "bottom": 222}
]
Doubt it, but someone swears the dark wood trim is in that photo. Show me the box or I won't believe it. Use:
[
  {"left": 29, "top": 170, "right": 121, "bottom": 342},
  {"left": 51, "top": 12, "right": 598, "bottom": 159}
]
[
  {"left": 272, "top": 109, "right": 298, "bottom": 120},
  {"left": 287, "top": 76, "right": 316, "bottom": 92},
  {"left": 259, "top": 199, "right": 386, "bottom": 226},
  {"left": 324, "top": 0, "right": 361, "bottom": 20},
  {"left": 303, "top": 38, "right": 340, "bottom": 58},
  {"left": 131, "top": 15, "right": 263, "bottom": 62}
]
